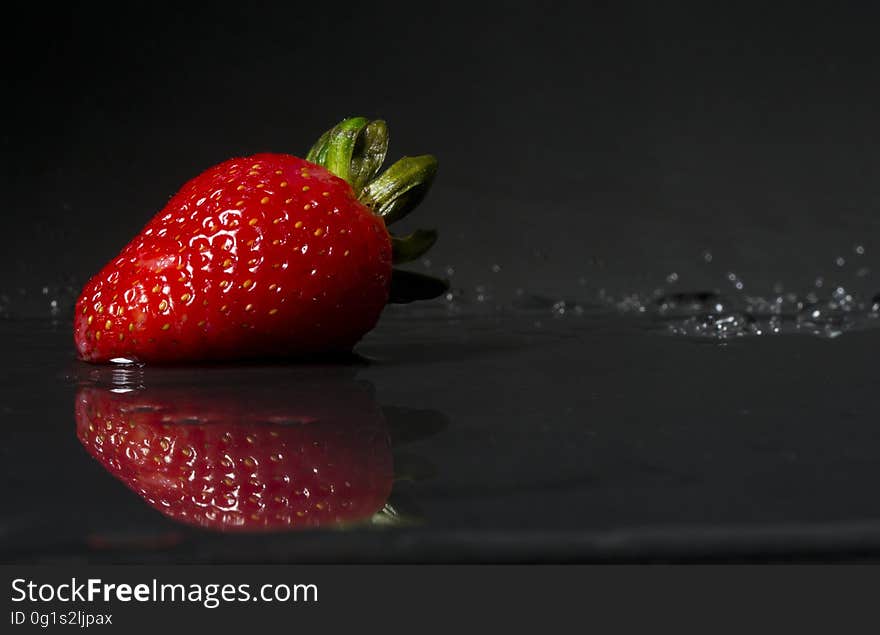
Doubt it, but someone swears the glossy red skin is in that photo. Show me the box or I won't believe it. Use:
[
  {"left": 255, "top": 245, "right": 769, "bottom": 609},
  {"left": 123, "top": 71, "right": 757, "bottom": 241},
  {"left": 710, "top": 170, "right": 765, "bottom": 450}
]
[
  {"left": 75, "top": 384, "right": 393, "bottom": 532},
  {"left": 74, "top": 154, "right": 392, "bottom": 363}
]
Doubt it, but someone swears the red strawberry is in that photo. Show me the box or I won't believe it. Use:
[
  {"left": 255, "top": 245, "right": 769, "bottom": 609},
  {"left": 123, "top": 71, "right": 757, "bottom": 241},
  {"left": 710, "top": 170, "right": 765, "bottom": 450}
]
[
  {"left": 75, "top": 368, "right": 394, "bottom": 531},
  {"left": 74, "top": 117, "right": 445, "bottom": 363}
]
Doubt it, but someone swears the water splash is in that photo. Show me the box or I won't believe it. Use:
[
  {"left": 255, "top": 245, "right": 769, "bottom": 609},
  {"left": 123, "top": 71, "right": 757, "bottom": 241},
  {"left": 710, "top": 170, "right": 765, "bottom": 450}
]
[
  {"left": 4, "top": 242, "right": 877, "bottom": 343},
  {"left": 617, "top": 287, "right": 879, "bottom": 340},
  {"left": 395, "top": 268, "right": 879, "bottom": 340}
]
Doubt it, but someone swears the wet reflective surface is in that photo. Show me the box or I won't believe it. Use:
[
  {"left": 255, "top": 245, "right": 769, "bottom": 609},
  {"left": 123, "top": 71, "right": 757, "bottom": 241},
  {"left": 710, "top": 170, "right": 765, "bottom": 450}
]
[
  {"left": 2, "top": 295, "right": 879, "bottom": 562},
  {"left": 8, "top": 2, "right": 880, "bottom": 564},
  {"left": 74, "top": 366, "right": 397, "bottom": 532}
]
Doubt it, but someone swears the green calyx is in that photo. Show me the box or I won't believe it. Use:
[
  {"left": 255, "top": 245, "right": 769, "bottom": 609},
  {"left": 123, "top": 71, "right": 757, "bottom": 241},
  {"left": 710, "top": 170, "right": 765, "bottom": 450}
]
[
  {"left": 391, "top": 229, "right": 437, "bottom": 264},
  {"left": 306, "top": 117, "right": 447, "bottom": 303},
  {"left": 360, "top": 155, "right": 438, "bottom": 225},
  {"left": 306, "top": 117, "right": 389, "bottom": 193}
]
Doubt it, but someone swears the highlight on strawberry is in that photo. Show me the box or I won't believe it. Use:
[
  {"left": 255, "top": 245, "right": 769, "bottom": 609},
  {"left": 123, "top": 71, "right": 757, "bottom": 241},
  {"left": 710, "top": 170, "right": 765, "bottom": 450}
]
[{"left": 74, "top": 117, "right": 447, "bottom": 363}]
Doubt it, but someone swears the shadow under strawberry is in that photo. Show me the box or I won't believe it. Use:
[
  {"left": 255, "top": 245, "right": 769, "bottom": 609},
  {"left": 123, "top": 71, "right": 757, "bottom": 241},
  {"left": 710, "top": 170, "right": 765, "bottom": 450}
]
[{"left": 75, "top": 365, "right": 444, "bottom": 533}]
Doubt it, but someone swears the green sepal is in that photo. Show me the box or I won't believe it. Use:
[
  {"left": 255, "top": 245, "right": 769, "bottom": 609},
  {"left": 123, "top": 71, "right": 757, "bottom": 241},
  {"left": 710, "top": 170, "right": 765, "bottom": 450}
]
[
  {"left": 391, "top": 229, "right": 438, "bottom": 264},
  {"left": 306, "top": 119, "right": 445, "bottom": 305},
  {"left": 305, "top": 117, "right": 389, "bottom": 196},
  {"left": 305, "top": 129, "right": 331, "bottom": 165},
  {"left": 323, "top": 117, "right": 369, "bottom": 184},
  {"left": 350, "top": 120, "right": 388, "bottom": 193},
  {"left": 359, "top": 155, "right": 438, "bottom": 225}
]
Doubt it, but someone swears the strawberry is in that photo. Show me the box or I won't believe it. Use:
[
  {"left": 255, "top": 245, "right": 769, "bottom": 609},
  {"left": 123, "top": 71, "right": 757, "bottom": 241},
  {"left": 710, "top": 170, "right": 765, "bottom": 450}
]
[
  {"left": 75, "top": 368, "right": 394, "bottom": 531},
  {"left": 74, "top": 117, "right": 445, "bottom": 363}
]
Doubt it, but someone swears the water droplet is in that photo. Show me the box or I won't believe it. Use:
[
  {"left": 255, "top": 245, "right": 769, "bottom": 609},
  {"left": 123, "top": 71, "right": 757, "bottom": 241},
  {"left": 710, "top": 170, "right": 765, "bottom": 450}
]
[{"left": 614, "top": 280, "right": 879, "bottom": 341}]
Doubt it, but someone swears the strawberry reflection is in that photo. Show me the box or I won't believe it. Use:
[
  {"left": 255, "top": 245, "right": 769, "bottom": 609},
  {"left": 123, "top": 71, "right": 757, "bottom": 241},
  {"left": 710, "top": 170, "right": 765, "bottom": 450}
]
[{"left": 75, "top": 365, "right": 402, "bottom": 532}]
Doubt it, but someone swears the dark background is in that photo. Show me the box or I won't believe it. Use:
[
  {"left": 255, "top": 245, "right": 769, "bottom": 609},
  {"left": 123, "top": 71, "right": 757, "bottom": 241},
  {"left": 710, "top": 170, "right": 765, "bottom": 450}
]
[
  {"left": 3, "top": 1, "right": 880, "bottom": 564},
  {"left": 4, "top": 1, "right": 879, "bottom": 310}
]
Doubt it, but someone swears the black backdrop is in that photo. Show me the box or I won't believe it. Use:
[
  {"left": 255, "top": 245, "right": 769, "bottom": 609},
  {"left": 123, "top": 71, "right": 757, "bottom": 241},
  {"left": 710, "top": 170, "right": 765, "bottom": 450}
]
[{"left": 5, "top": 2, "right": 880, "bottom": 312}]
